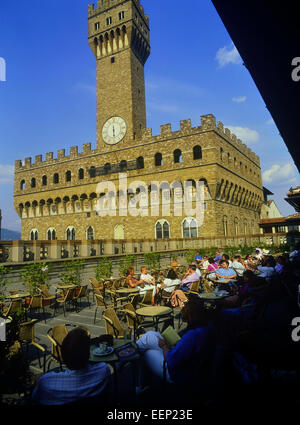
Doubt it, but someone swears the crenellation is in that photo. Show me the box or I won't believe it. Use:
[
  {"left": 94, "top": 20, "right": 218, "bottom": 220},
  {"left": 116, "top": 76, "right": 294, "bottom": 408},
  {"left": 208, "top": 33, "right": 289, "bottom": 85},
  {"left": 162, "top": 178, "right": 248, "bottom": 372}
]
[
  {"left": 24, "top": 157, "right": 32, "bottom": 168},
  {"left": 160, "top": 123, "right": 172, "bottom": 136},
  {"left": 46, "top": 152, "right": 53, "bottom": 161},
  {"left": 83, "top": 143, "right": 92, "bottom": 154},
  {"left": 69, "top": 146, "right": 79, "bottom": 157},
  {"left": 57, "top": 149, "right": 66, "bottom": 160},
  {"left": 180, "top": 119, "right": 192, "bottom": 133},
  {"left": 35, "top": 155, "right": 42, "bottom": 164},
  {"left": 15, "top": 160, "right": 22, "bottom": 170},
  {"left": 141, "top": 128, "right": 152, "bottom": 139},
  {"left": 217, "top": 121, "right": 224, "bottom": 134},
  {"left": 201, "top": 114, "right": 217, "bottom": 130},
  {"left": 231, "top": 134, "right": 237, "bottom": 144}
]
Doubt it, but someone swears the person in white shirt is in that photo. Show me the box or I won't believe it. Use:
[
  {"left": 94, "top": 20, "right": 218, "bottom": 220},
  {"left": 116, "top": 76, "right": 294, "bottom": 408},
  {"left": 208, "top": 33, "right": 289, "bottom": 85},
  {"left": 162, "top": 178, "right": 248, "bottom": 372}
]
[
  {"left": 156, "top": 269, "right": 181, "bottom": 305},
  {"left": 232, "top": 255, "right": 246, "bottom": 277},
  {"left": 201, "top": 256, "right": 209, "bottom": 270},
  {"left": 254, "top": 248, "right": 263, "bottom": 261},
  {"left": 139, "top": 266, "right": 157, "bottom": 299},
  {"left": 256, "top": 257, "right": 276, "bottom": 279}
]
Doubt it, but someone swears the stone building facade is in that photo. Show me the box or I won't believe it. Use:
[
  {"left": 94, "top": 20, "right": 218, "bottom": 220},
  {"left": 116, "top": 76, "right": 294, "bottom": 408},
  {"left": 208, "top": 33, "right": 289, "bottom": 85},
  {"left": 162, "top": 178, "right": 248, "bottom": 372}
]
[{"left": 14, "top": 0, "right": 264, "bottom": 242}]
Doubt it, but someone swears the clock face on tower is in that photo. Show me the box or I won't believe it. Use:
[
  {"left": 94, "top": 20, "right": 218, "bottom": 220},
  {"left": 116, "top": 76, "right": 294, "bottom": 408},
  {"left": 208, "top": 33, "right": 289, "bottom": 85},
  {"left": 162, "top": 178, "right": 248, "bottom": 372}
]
[{"left": 102, "top": 117, "right": 127, "bottom": 145}]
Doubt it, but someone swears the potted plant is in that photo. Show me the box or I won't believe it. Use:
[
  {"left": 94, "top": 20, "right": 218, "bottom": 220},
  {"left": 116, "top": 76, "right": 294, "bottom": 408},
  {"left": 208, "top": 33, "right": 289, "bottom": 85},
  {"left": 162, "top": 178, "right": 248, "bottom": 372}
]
[
  {"left": 144, "top": 252, "right": 161, "bottom": 271},
  {"left": 60, "top": 259, "right": 85, "bottom": 291},
  {"left": 20, "top": 262, "right": 50, "bottom": 303},
  {"left": 95, "top": 258, "right": 113, "bottom": 281}
]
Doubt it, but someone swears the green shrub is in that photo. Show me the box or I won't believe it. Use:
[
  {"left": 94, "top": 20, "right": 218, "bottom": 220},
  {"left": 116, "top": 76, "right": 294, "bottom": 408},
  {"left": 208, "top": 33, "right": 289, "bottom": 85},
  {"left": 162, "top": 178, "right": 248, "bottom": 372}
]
[
  {"left": 143, "top": 252, "right": 161, "bottom": 270},
  {"left": 60, "top": 259, "right": 84, "bottom": 286},
  {"left": 20, "top": 262, "right": 50, "bottom": 295},
  {"left": 95, "top": 258, "right": 113, "bottom": 280},
  {"left": 119, "top": 255, "right": 135, "bottom": 277},
  {"left": 0, "top": 264, "right": 11, "bottom": 304}
]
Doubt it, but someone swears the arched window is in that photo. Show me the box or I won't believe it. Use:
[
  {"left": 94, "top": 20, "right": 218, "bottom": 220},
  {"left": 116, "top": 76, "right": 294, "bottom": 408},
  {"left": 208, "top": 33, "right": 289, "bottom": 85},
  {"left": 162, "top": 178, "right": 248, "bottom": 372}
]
[
  {"left": 182, "top": 217, "right": 198, "bottom": 238},
  {"left": 53, "top": 173, "right": 59, "bottom": 184},
  {"left": 31, "top": 178, "right": 36, "bottom": 188},
  {"left": 136, "top": 156, "right": 144, "bottom": 169},
  {"left": 155, "top": 220, "right": 170, "bottom": 239},
  {"left": 155, "top": 153, "right": 163, "bottom": 167},
  {"left": 119, "top": 160, "right": 127, "bottom": 171},
  {"left": 90, "top": 166, "right": 96, "bottom": 178},
  {"left": 47, "top": 228, "right": 56, "bottom": 241},
  {"left": 30, "top": 229, "right": 38, "bottom": 241},
  {"left": 104, "top": 163, "right": 111, "bottom": 174},
  {"left": 193, "top": 146, "right": 202, "bottom": 160},
  {"left": 78, "top": 168, "right": 84, "bottom": 180},
  {"left": 66, "top": 171, "right": 71, "bottom": 182},
  {"left": 223, "top": 216, "right": 228, "bottom": 236},
  {"left": 87, "top": 226, "right": 94, "bottom": 240},
  {"left": 20, "top": 180, "right": 25, "bottom": 190},
  {"left": 234, "top": 217, "right": 239, "bottom": 235},
  {"left": 66, "top": 226, "right": 76, "bottom": 241},
  {"left": 173, "top": 149, "right": 182, "bottom": 163},
  {"left": 42, "top": 175, "right": 47, "bottom": 186}
]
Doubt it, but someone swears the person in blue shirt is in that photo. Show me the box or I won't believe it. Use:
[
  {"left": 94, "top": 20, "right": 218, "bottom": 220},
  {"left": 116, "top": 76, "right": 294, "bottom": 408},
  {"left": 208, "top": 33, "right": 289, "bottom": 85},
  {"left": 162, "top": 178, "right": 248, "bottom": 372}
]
[
  {"left": 31, "top": 327, "right": 111, "bottom": 405},
  {"left": 136, "top": 299, "right": 216, "bottom": 385},
  {"left": 215, "top": 260, "right": 237, "bottom": 280},
  {"left": 214, "top": 251, "right": 222, "bottom": 262},
  {"left": 194, "top": 251, "right": 203, "bottom": 264}
]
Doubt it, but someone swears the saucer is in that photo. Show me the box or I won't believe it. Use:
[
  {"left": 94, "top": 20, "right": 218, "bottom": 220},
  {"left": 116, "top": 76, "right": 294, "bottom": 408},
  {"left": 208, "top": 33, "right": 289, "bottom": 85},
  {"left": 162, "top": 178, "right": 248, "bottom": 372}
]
[{"left": 93, "top": 346, "right": 114, "bottom": 357}]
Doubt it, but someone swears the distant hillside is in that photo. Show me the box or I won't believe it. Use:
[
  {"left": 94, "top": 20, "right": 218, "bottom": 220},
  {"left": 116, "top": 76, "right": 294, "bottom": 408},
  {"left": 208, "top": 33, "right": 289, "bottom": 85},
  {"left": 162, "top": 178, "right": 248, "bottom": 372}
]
[{"left": 1, "top": 228, "right": 21, "bottom": 241}]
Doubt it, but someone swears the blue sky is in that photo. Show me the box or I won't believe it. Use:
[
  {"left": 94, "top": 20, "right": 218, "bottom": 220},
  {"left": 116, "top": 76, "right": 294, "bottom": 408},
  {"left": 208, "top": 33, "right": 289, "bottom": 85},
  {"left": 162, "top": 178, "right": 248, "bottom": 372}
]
[{"left": 0, "top": 0, "right": 299, "bottom": 232}]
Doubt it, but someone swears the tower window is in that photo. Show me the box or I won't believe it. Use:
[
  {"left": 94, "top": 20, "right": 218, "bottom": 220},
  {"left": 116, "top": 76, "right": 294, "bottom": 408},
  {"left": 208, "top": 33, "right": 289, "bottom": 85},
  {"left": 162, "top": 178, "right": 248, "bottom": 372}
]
[
  {"left": 155, "top": 153, "right": 163, "bottom": 167},
  {"left": 119, "top": 11, "right": 125, "bottom": 20},
  {"left": 193, "top": 145, "right": 202, "bottom": 160},
  {"left": 78, "top": 168, "right": 84, "bottom": 180},
  {"left": 53, "top": 173, "right": 59, "bottom": 184},
  {"left": 111, "top": 57, "right": 115, "bottom": 63},
  {"left": 66, "top": 170, "right": 71, "bottom": 182},
  {"left": 95, "top": 22, "right": 100, "bottom": 31},
  {"left": 106, "top": 17, "right": 112, "bottom": 26}
]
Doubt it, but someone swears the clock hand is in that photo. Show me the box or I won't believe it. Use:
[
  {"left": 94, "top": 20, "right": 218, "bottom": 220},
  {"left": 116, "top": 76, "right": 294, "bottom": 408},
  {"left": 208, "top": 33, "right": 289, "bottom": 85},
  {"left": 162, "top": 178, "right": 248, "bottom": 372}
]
[{"left": 113, "top": 125, "right": 115, "bottom": 137}]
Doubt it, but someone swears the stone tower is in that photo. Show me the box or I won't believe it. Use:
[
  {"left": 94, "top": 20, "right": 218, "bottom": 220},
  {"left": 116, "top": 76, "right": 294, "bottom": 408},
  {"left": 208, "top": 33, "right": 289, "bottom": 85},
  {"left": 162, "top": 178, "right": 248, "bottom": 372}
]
[{"left": 88, "top": 0, "right": 150, "bottom": 152}]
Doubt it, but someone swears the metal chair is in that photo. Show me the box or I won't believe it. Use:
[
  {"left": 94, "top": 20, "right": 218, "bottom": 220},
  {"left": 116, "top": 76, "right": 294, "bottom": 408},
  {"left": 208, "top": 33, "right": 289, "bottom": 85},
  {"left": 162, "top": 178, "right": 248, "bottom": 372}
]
[
  {"left": 19, "top": 319, "right": 47, "bottom": 372},
  {"left": 24, "top": 294, "right": 47, "bottom": 323},
  {"left": 46, "top": 323, "right": 75, "bottom": 371},
  {"left": 73, "top": 285, "right": 90, "bottom": 310},
  {"left": 54, "top": 287, "right": 76, "bottom": 317},
  {"left": 102, "top": 308, "right": 127, "bottom": 339},
  {"left": 121, "top": 302, "right": 154, "bottom": 340},
  {"left": 137, "top": 289, "right": 153, "bottom": 307},
  {"left": 2, "top": 298, "right": 24, "bottom": 318},
  {"left": 93, "top": 293, "right": 114, "bottom": 324}
]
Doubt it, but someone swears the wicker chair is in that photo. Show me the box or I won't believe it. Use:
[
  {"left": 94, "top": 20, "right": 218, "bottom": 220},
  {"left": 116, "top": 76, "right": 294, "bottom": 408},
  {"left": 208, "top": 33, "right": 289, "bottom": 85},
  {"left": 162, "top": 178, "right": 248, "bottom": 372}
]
[
  {"left": 102, "top": 308, "right": 126, "bottom": 339},
  {"left": 19, "top": 319, "right": 46, "bottom": 372},
  {"left": 137, "top": 288, "right": 153, "bottom": 307},
  {"left": 2, "top": 298, "right": 24, "bottom": 318},
  {"left": 24, "top": 294, "right": 47, "bottom": 323},
  {"left": 93, "top": 293, "right": 115, "bottom": 324},
  {"left": 73, "top": 285, "right": 90, "bottom": 310},
  {"left": 54, "top": 287, "right": 77, "bottom": 317},
  {"left": 46, "top": 324, "right": 75, "bottom": 371},
  {"left": 186, "top": 280, "right": 200, "bottom": 296},
  {"left": 121, "top": 302, "right": 154, "bottom": 340}
]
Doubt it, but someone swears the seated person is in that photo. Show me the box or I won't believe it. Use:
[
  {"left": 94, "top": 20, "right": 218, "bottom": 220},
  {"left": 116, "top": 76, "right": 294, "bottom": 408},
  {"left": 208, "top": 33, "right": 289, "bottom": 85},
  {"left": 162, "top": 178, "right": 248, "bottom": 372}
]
[
  {"left": 136, "top": 299, "right": 216, "bottom": 386},
  {"left": 254, "top": 248, "right": 263, "bottom": 261},
  {"left": 215, "top": 260, "right": 237, "bottom": 281},
  {"left": 214, "top": 251, "right": 222, "bottom": 262},
  {"left": 194, "top": 251, "right": 203, "bottom": 264},
  {"left": 125, "top": 267, "right": 144, "bottom": 289},
  {"left": 156, "top": 269, "right": 181, "bottom": 303},
  {"left": 255, "top": 256, "right": 276, "bottom": 279},
  {"left": 139, "top": 266, "right": 157, "bottom": 302},
  {"left": 232, "top": 255, "right": 246, "bottom": 277},
  {"left": 201, "top": 256, "right": 209, "bottom": 270},
  {"left": 126, "top": 267, "right": 156, "bottom": 305},
  {"left": 31, "top": 327, "right": 111, "bottom": 405},
  {"left": 222, "top": 254, "right": 233, "bottom": 268},
  {"left": 206, "top": 257, "right": 219, "bottom": 280},
  {"left": 170, "top": 257, "right": 179, "bottom": 268},
  {"left": 170, "top": 264, "right": 199, "bottom": 308}
]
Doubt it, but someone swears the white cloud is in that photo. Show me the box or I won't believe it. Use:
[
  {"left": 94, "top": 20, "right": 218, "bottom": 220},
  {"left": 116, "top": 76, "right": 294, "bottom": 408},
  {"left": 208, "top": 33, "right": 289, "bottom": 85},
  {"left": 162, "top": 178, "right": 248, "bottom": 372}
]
[
  {"left": 216, "top": 43, "right": 242, "bottom": 68},
  {"left": 0, "top": 164, "right": 14, "bottom": 184},
  {"left": 262, "top": 162, "right": 297, "bottom": 184},
  {"left": 148, "top": 102, "right": 179, "bottom": 113},
  {"left": 232, "top": 96, "right": 246, "bottom": 103},
  {"left": 225, "top": 126, "right": 260, "bottom": 145},
  {"left": 73, "top": 83, "right": 96, "bottom": 95}
]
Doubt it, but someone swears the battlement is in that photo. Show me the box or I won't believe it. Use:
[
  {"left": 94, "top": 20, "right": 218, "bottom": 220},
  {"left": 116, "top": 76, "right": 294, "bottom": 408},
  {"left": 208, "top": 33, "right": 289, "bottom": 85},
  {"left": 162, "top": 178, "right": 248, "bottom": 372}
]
[
  {"left": 88, "top": 0, "right": 149, "bottom": 23},
  {"left": 15, "top": 114, "right": 260, "bottom": 172}
]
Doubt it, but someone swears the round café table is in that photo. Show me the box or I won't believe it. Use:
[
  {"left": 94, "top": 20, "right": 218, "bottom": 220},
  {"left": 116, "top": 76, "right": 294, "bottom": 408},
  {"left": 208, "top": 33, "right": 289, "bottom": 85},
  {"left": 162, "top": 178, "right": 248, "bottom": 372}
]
[
  {"left": 116, "top": 288, "right": 140, "bottom": 295},
  {"left": 136, "top": 305, "right": 173, "bottom": 331},
  {"left": 89, "top": 338, "right": 139, "bottom": 403},
  {"left": 5, "top": 292, "right": 31, "bottom": 299}
]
